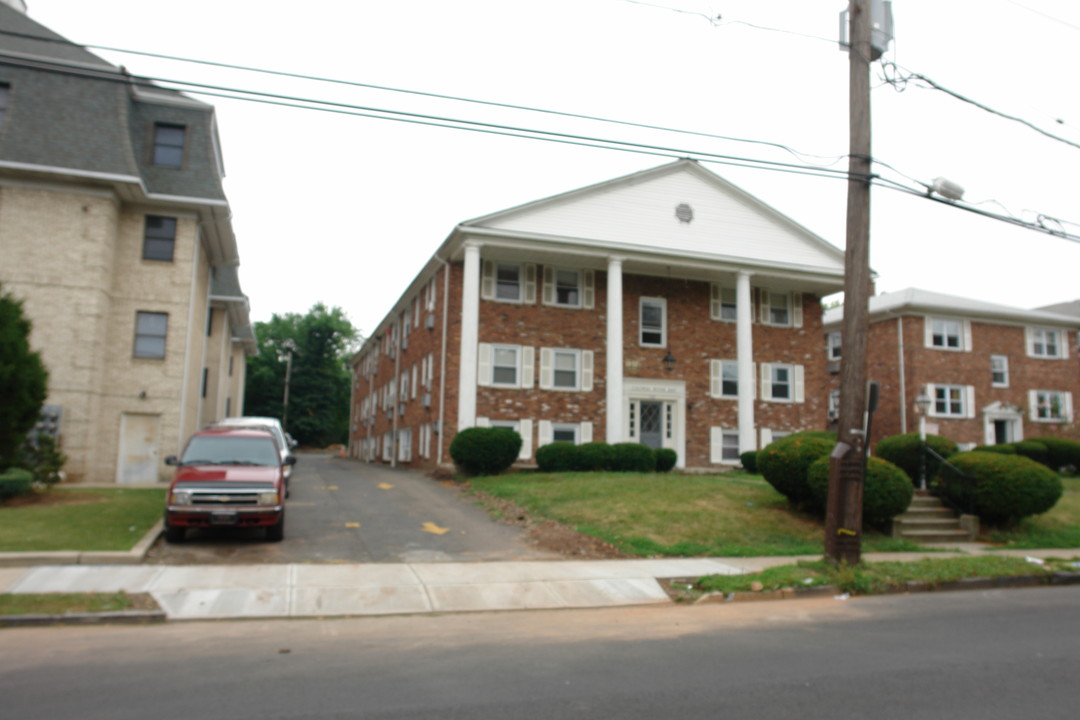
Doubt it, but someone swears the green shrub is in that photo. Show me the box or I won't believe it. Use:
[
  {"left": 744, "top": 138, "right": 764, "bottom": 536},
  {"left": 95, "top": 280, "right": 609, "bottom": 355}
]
[
  {"left": 756, "top": 435, "right": 835, "bottom": 510},
  {"left": 1011, "top": 440, "right": 1049, "bottom": 466},
  {"left": 576, "top": 442, "right": 615, "bottom": 471},
  {"left": 610, "top": 443, "right": 656, "bottom": 472},
  {"left": 1035, "top": 437, "right": 1080, "bottom": 473},
  {"left": 972, "top": 444, "right": 1017, "bottom": 454},
  {"left": 0, "top": 467, "right": 33, "bottom": 501},
  {"left": 449, "top": 427, "right": 522, "bottom": 476},
  {"left": 936, "top": 451, "right": 1063, "bottom": 526},
  {"left": 535, "top": 442, "right": 578, "bottom": 473},
  {"left": 807, "top": 456, "right": 914, "bottom": 527},
  {"left": 874, "top": 433, "right": 958, "bottom": 485},
  {"left": 18, "top": 435, "right": 67, "bottom": 487},
  {"left": 739, "top": 450, "right": 758, "bottom": 473},
  {"left": 655, "top": 448, "right": 677, "bottom": 472}
]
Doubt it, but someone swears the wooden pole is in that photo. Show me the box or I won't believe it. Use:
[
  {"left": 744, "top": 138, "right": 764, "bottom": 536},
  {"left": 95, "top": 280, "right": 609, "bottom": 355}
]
[{"left": 825, "top": 0, "right": 873, "bottom": 565}]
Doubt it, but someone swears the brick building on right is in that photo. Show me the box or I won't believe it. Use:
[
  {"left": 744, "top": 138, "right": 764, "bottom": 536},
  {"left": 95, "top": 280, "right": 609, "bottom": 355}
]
[{"left": 823, "top": 288, "right": 1080, "bottom": 449}]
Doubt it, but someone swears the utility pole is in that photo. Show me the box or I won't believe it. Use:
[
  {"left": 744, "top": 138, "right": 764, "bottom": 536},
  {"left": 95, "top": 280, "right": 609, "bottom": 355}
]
[
  {"left": 281, "top": 339, "right": 297, "bottom": 433},
  {"left": 825, "top": 0, "right": 876, "bottom": 565}
]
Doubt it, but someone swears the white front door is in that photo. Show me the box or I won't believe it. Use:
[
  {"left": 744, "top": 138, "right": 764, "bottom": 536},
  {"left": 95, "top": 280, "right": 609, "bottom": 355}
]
[{"left": 116, "top": 413, "right": 162, "bottom": 484}]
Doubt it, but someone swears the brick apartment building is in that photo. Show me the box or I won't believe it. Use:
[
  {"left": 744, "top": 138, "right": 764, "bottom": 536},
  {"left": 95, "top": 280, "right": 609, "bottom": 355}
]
[
  {"left": 348, "top": 159, "right": 849, "bottom": 470},
  {"left": 823, "top": 288, "right": 1079, "bottom": 449},
  {"left": 0, "top": 2, "right": 255, "bottom": 483}
]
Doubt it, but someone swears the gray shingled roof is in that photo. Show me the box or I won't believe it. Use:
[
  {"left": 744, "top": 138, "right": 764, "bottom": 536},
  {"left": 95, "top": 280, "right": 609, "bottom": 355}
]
[{"left": 823, "top": 287, "right": 1080, "bottom": 328}]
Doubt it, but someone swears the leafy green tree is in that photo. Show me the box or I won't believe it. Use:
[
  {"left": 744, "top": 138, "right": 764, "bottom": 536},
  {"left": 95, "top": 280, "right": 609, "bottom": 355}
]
[
  {"left": 243, "top": 304, "right": 358, "bottom": 447},
  {"left": 0, "top": 286, "right": 48, "bottom": 471}
]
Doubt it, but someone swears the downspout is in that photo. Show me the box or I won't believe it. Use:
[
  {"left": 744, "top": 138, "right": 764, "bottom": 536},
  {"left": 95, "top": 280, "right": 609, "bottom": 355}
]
[
  {"left": 437, "top": 257, "right": 450, "bottom": 465},
  {"left": 178, "top": 225, "right": 201, "bottom": 451},
  {"left": 391, "top": 321, "right": 400, "bottom": 469}
]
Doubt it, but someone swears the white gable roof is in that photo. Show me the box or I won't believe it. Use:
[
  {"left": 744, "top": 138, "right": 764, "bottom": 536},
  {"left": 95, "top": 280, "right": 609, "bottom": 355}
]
[
  {"left": 823, "top": 288, "right": 1080, "bottom": 328},
  {"left": 459, "top": 159, "right": 846, "bottom": 275}
]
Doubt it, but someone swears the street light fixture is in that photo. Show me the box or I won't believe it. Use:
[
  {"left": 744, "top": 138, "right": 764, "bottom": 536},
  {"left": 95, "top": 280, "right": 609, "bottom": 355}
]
[{"left": 914, "top": 392, "right": 932, "bottom": 491}]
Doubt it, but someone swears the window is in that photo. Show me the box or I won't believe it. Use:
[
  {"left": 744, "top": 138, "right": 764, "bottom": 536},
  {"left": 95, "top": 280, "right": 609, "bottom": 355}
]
[
  {"left": 932, "top": 384, "right": 968, "bottom": 417},
  {"left": 553, "top": 350, "right": 578, "bottom": 389},
  {"left": 134, "top": 311, "right": 168, "bottom": 358},
  {"left": 710, "top": 285, "right": 737, "bottom": 322},
  {"left": 554, "top": 270, "right": 581, "bottom": 307},
  {"left": 1031, "top": 390, "right": 1072, "bottom": 422},
  {"left": 1029, "top": 328, "right": 1064, "bottom": 358},
  {"left": 710, "top": 428, "right": 740, "bottom": 463},
  {"left": 991, "top": 355, "right": 1009, "bottom": 387},
  {"left": 928, "top": 317, "right": 966, "bottom": 350},
  {"left": 492, "top": 345, "right": 520, "bottom": 386},
  {"left": 495, "top": 263, "right": 521, "bottom": 301},
  {"left": 201, "top": 368, "right": 208, "bottom": 398},
  {"left": 761, "top": 363, "right": 804, "bottom": 402},
  {"left": 398, "top": 428, "right": 412, "bottom": 462},
  {"left": 709, "top": 359, "right": 738, "bottom": 398},
  {"left": 827, "top": 332, "right": 842, "bottom": 360},
  {"left": 768, "top": 292, "right": 790, "bottom": 326},
  {"left": 152, "top": 123, "right": 185, "bottom": 167},
  {"left": 640, "top": 297, "right": 666, "bottom": 346},
  {"left": 142, "top": 215, "right": 177, "bottom": 261},
  {"left": 552, "top": 423, "right": 578, "bottom": 444},
  {"left": 828, "top": 390, "right": 841, "bottom": 420}
]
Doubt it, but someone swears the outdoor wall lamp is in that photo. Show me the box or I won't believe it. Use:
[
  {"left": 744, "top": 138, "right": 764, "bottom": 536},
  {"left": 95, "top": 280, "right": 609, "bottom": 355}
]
[{"left": 662, "top": 352, "right": 677, "bottom": 372}]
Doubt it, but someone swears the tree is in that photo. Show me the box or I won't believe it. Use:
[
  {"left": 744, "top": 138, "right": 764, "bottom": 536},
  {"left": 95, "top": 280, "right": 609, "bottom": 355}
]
[
  {"left": 244, "top": 304, "right": 358, "bottom": 447},
  {"left": 0, "top": 286, "right": 48, "bottom": 471}
]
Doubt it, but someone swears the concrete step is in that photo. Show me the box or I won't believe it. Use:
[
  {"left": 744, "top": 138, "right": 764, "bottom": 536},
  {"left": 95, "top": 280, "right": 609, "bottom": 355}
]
[
  {"left": 900, "top": 529, "right": 976, "bottom": 543},
  {"left": 897, "top": 518, "right": 965, "bottom": 532},
  {"left": 910, "top": 495, "right": 947, "bottom": 507},
  {"left": 901, "top": 507, "right": 956, "bottom": 519}
]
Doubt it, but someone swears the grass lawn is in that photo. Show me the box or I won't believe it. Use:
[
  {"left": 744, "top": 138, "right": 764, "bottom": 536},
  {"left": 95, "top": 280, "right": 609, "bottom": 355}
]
[
  {"left": 470, "top": 470, "right": 926, "bottom": 557},
  {"left": 983, "top": 477, "right": 1080, "bottom": 549},
  {"left": 0, "top": 591, "right": 139, "bottom": 616},
  {"left": 0, "top": 487, "right": 166, "bottom": 552}
]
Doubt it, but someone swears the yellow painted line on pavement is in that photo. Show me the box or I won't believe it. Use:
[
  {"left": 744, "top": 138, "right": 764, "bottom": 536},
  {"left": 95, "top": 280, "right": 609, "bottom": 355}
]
[
  {"left": 422, "top": 522, "right": 449, "bottom": 535},
  {"left": 325, "top": 485, "right": 339, "bottom": 490},
  {"left": 378, "top": 483, "right": 394, "bottom": 490},
  {"left": 345, "top": 522, "right": 360, "bottom": 528}
]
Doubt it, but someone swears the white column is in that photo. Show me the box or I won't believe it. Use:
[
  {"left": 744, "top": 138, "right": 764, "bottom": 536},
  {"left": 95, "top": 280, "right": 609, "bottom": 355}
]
[
  {"left": 457, "top": 241, "right": 481, "bottom": 430},
  {"left": 736, "top": 271, "right": 756, "bottom": 452},
  {"left": 605, "top": 256, "right": 625, "bottom": 443}
]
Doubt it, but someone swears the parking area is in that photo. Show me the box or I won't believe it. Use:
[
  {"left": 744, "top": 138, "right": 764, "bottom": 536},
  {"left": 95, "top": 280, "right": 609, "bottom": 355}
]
[{"left": 145, "top": 453, "right": 560, "bottom": 565}]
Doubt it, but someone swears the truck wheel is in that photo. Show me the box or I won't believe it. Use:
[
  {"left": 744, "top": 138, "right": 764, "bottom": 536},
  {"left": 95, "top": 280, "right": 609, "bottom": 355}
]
[
  {"left": 266, "top": 515, "right": 285, "bottom": 542},
  {"left": 164, "top": 525, "right": 186, "bottom": 543}
]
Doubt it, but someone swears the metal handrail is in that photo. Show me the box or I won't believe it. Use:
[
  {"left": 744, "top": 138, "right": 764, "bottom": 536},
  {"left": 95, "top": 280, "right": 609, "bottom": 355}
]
[{"left": 923, "top": 445, "right": 974, "bottom": 516}]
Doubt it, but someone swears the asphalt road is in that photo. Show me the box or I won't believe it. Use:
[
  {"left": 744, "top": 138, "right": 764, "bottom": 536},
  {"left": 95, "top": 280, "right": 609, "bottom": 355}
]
[
  {"left": 144, "top": 452, "right": 558, "bottom": 564},
  {"left": 3, "top": 586, "right": 1078, "bottom": 718}
]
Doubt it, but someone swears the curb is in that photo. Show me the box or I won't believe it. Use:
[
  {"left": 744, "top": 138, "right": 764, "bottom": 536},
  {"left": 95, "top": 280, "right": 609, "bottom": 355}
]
[
  {"left": 693, "top": 571, "right": 1080, "bottom": 605},
  {"left": 0, "top": 609, "right": 166, "bottom": 628},
  {"left": 0, "top": 520, "right": 163, "bottom": 568}
]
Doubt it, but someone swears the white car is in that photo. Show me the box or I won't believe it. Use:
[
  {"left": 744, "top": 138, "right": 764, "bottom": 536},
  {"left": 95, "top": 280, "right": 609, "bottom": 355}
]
[{"left": 211, "top": 416, "right": 296, "bottom": 485}]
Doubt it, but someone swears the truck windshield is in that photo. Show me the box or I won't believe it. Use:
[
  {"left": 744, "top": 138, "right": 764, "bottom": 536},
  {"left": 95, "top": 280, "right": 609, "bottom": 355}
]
[{"left": 180, "top": 436, "right": 280, "bottom": 466}]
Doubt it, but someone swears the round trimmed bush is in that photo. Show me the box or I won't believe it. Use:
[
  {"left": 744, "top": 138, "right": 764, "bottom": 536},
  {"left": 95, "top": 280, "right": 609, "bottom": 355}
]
[
  {"left": 655, "top": 448, "right": 677, "bottom": 472},
  {"left": 0, "top": 467, "right": 34, "bottom": 501},
  {"left": 972, "top": 444, "right": 1017, "bottom": 454},
  {"left": 576, "top": 442, "right": 615, "bottom": 471},
  {"left": 449, "top": 427, "right": 522, "bottom": 476},
  {"left": 739, "top": 450, "right": 758, "bottom": 474},
  {"left": 610, "top": 443, "right": 656, "bottom": 472},
  {"left": 807, "top": 456, "right": 913, "bottom": 527},
  {"left": 1035, "top": 437, "right": 1080, "bottom": 473},
  {"left": 874, "top": 432, "right": 957, "bottom": 485},
  {"left": 936, "top": 451, "right": 1063, "bottom": 526},
  {"left": 756, "top": 434, "right": 835, "bottom": 510},
  {"left": 535, "top": 442, "right": 578, "bottom": 473},
  {"left": 1011, "top": 440, "right": 1049, "bottom": 466}
]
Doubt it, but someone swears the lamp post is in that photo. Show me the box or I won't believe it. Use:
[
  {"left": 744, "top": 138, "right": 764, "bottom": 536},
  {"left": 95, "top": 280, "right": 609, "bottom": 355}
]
[
  {"left": 914, "top": 392, "right": 932, "bottom": 491},
  {"left": 281, "top": 339, "right": 297, "bottom": 433}
]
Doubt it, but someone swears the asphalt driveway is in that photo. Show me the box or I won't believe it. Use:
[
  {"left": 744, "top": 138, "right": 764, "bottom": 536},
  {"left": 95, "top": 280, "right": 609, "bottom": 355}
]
[{"left": 144, "top": 453, "right": 559, "bottom": 565}]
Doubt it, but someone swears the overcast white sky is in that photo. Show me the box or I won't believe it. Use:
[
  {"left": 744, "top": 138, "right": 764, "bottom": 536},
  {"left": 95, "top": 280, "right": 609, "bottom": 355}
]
[{"left": 26, "top": 0, "right": 1080, "bottom": 336}]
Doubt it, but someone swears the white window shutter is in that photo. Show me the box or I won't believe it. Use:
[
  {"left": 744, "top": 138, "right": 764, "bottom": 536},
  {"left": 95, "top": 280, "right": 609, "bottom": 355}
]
[
  {"left": 965, "top": 386, "right": 976, "bottom": 419},
  {"left": 583, "top": 270, "right": 595, "bottom": 309},
  {"left": 1028, "top": 390, "right": 1039, "bottom": 421},
  {"left": 524, "top": 264, "right": 537, "bottom": 304},
  {"left": 710, "top": 284, "right": 721, "bottom": 320},
  {"left": 963, "top": 320, "right": 973, "bottom": 352},
  {"left": 761, "top": 362, "right": 772, "bottom": 400},
  {"left": 1024, "top": 327, "right": 1035, "bottom": 356},
  {"left": 1064, "top": 392, "right": 1074, "bottom": 422},
  {"left": 518, "top": 419, "right": 533, "bottom": 459},
  {"left": 582, "top": 350, "right": 594, "bottom": 391},
  {"left": 709, "top": 427, "right": 723, "bottom": 464},
  {"left": 760, "top": 428, "right": 774, "bottom": 448},
  {"left": 411, "top": 365, "right": 418, "bottom": 398},
  {"left": 521, "top": 346, "right": 535, "bottom": 388},
  {"left": 476, "top": 416, "right": 491, "bottom": 428},
  {"left": 794, "top": 365, "right": 805, "bottom": 403},
  {"left": 538, "top": 420, "right": 553, "bottom": 448},
  {"left": 792, "top": 292, "right": 803, "bottom": 328},
  {"left": 580, "top": 422, "right": 593, "bottom": 443},
  {"left": 481, "top": 260, "right": 495, "bottom": 300},
  {"left": 924, "top": 316, "right": 935, "bottom": 348},
  {"left": 542, "top": 266, "right": 554, "bottom": 305},
  {"left": 709, "top": 359, "right": 721, "bottom": 397},
  {"left": 477, "top": 343, "right": 493, "bottom": 386},
  {"left": 759, "top": 290, "right": 770, "bottom": 324},
  {"left": 539, "top": 348, "right": 553, "bottom": 390},
  {"left": 1063, "top": 332, "right": 1071, "bottom": 359}
]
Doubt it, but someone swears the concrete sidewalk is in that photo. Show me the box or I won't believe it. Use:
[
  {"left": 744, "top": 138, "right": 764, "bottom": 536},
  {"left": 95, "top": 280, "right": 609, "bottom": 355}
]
[{"left": 3, "top": 547, "right": 1078, "bottom": 622}]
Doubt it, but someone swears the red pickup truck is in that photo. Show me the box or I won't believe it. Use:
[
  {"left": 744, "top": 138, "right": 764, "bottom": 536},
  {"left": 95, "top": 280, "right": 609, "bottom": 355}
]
[{"left": 163, "top": 427, "right": 294, "bottom": 543}]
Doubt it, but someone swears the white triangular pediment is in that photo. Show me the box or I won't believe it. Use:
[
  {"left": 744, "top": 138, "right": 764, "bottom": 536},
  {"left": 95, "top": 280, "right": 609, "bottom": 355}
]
[{"left": 463, "top": 160, "right": 845, "bottom": 273}]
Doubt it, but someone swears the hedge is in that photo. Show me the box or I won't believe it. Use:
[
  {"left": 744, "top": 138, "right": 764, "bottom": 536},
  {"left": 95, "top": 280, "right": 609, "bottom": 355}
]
[
  {"left": 739, "top": 450, "right": 758, "bottom": 474},
  {"left": 756, "top": 434, "right": 835, "bottom": 510},
  {"left": 449, "top": 427, "right": 522, "bottom": 476},
  {"left": 807, "top": 456, "right": 913, "bottom": 527},
  {"left": 655, "top": 448, "right": 677, "bottom": 473},
  {"left": 874, "top": 432, "right": 958, "bottom": 485},
  {"left": 535, "top": 442, "right": 579, "bottom": 473},
  {"left": 1035, "top": 437, "right": 1080, "bottom": 473},
  {"left": 935, "top": 451, "right": 1063, "bottom": 526},
  {"left": 0, "top": 467, "right": 33, "bottom": 501},
  {"left": 610, "top": 443, "right": 657, "bottom": 472}
]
